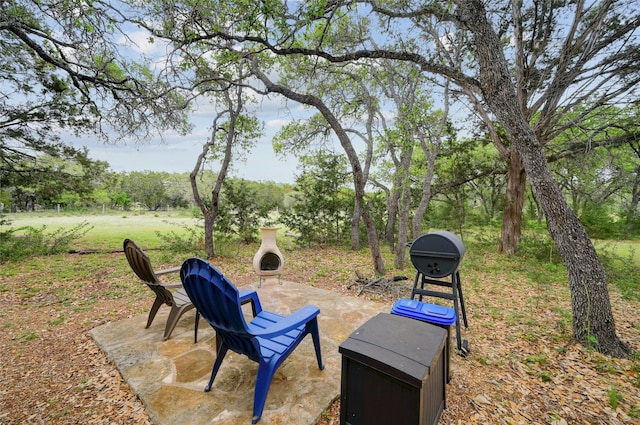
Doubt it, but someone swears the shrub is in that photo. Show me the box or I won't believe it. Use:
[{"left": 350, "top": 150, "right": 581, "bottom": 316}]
[
  {"left": 580, "top": 204, "right": 623, "bottom": 239},
  {"left": 155, "top": 220, "right": 205, "bottom": 260},
  {"left": 517, "top": 232, "right": 563, "bottom": 264},
  {"left": 598, "top": 243, "right": 640, "bottom": 301},
  {"left": 0, "top": 218, "right": 92, "bottom": 262}
]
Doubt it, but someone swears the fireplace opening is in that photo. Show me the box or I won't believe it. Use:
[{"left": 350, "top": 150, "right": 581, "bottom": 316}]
[{"left": 260, "top": 252, "right": 282, "bottom": 271}]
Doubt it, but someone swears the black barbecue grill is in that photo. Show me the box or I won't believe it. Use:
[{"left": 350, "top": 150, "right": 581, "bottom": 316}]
[{"left": 408, "top": 230, "right": 469, "bottom": 355}]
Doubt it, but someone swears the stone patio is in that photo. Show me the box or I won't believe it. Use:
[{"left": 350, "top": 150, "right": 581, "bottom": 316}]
[{"left": 90, "top": 278, "right": 390, "bottom": 425}]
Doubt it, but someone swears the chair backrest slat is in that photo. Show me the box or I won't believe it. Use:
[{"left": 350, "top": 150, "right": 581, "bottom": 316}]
[
  {"left": 124, "top": 238, "right": 173, "bottom": 305},
  {"left": 181, "top": 258, "right": 260, "bottom": 360},
  {"left": 123, "top": 239, "right": 159, "bottom": 283}
]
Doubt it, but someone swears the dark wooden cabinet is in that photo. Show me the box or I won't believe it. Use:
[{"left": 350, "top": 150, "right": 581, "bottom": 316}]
[{"left": 339, "top": 313, "right": 447, "bottom": 425}]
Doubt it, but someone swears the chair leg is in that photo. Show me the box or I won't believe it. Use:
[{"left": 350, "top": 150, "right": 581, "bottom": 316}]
[
  {"left": 146, "top": 297, "right": 164, "bottom": 329},
  {"left": 215, "top": 332, "right": 222, "bottom": 353},
  {"left": 252, "top": 361, "right": 278, "bottom": 424},
  {"left": 163, "top": 305, "right": 193, "bottom": 340},
  {"left": 308, "top": 318, "right": 324, "bottom": 370},
  {"left": 205, "top": 345, "right": 228, "bottom": 392},
  {"left": 194, "top": 311, "right": 200, "bottom": 344}
]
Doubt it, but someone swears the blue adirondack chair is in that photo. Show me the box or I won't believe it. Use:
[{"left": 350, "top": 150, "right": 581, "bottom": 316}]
[{"left": 180, "top": 258, "right": 324, "bottom": 424}]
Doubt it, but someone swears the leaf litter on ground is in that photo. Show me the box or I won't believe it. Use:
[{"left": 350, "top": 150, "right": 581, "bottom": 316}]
[{"left": 0, "top": 246, "right": 638, "bottom": 424}]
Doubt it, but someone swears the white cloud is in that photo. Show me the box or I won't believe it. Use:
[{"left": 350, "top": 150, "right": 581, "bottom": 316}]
[
  {"left": 439, "top": 32, "right": 456, "bottom": 52},
  {"left": 117, "top": 30, "right": 165, "bottom": 55},
  {"left": 267, "top": 119, "right": 291, "bottom": 127}
]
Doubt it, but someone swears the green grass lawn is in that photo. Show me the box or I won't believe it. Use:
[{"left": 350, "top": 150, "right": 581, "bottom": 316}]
[
  {"left": 4, "top": 210, "right": 197, "bottom": 250},
  {"left": 4, "top": 211, "right": 640, "bottom": 301}
]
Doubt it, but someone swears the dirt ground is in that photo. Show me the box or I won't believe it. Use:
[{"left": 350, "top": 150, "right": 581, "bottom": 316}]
[{"left": 1, "top": 248, "right": 639, "bottom": 424}]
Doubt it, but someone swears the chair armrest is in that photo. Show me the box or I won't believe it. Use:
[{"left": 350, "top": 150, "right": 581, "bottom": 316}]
[
  {"left": 250, "top": 305, "right": 320, "bottom": 338},
  {"left": 155, "top": 266, "right": 181, "bottom": 276},
  {"left": 162, "top": 283, "right": 183, "bottom": 289},
  {"left": 155, "top": 267, "right": 182, "bottom": 287},
  {"left": 239, "top": 289, "right": 262, "bottom": 316}
]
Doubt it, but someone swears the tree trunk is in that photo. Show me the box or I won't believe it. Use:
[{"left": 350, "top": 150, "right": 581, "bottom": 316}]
[
  {"left": 351, "top": 199, "right": 362, "bottom": 250},
  {"left": 393, "top": 146, "right": 414, "bottom": 268},
  {"left": 188, "top": 89, "right": 239, "bottom": 259},
  {"left": 499, "top": 147, "right": 526, "bottom": 254},
  {"left": 625, "top": 163, "right": 640, "bottom": 234},
  {"left": 190, "top": 165, "right": 217, "bottom": 258},
  {"left": 385, "top": 189, "right": 400, "bottom": 249},
  {"left": 412, "top": 140, "right": 439, "bottom": 239},
  {"left": 394, "top": 185, "right": 411, "bottom": 269},
  {"left": 459, "top": 0, "right": 632, "bottom": 357},
  {"left": 203, "top": 210, "right": 216, "bottom": 259},
  {"left": 412, "top": 79, "right": 447, "bottom": 239},
  {"left": 251, "top": 60, "right": 386, "bottom": 274}
]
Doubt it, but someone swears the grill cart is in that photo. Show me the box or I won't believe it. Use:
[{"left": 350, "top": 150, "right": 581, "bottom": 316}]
[{"left": 407, "top": 230, "right": 469, "bottom": 356}]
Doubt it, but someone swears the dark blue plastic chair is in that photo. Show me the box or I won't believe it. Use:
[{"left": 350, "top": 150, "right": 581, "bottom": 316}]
[{"left": 180, "top": 258, "right": 324, "bottom": 424}]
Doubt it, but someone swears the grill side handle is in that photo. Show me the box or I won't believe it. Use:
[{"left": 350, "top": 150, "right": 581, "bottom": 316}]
[{"left": 410, "top": 250, "right": 460, "bottom": 260}]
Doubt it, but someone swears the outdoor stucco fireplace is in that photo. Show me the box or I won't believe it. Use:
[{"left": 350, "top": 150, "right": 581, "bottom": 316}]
[{"left": 252, "top": 227, "right": 284, "bottom": 286}]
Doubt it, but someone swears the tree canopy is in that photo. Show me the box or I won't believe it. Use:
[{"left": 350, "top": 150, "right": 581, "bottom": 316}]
[{"left": 1, "top": 0, "right": 191, "bottom": 190}]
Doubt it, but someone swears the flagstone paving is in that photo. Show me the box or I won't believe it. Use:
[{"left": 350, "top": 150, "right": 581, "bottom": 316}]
[{"left": 90, "top": 278, "right": 390, "bottom": 425}]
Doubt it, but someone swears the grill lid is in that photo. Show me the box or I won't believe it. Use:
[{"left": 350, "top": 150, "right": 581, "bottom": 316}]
[{"left": 409, "top": 230, "right": 465, "bottom": 278}]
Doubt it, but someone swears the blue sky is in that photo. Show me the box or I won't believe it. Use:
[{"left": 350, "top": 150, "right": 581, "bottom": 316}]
[
  {"left": 73, "top": 133, "right": 298, "bottom": 183},
  {"left": 64, "top": 27, "right": 305, "bottom": 184},
  {"left": 67, "top": 79, "right": 306, "bottom": 183},
  {"left": 69, "top": 111, "right": 301, "bottom": 183}
]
